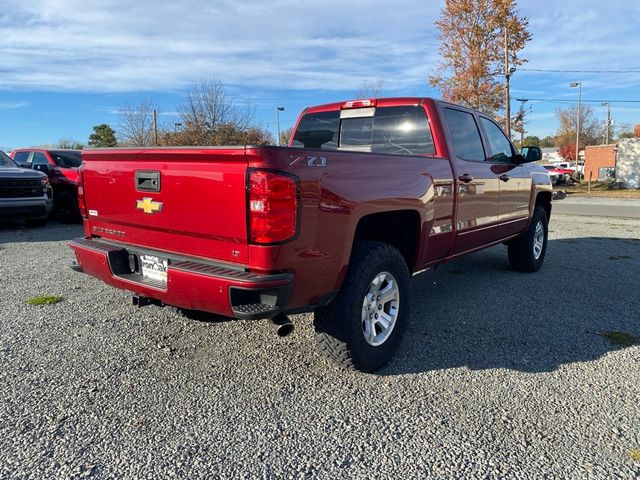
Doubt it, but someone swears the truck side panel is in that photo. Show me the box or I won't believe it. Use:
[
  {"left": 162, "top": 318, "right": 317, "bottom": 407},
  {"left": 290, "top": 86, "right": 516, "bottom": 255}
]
[{"left": 244, "top": 147, "right": 455, "bottom": 308}]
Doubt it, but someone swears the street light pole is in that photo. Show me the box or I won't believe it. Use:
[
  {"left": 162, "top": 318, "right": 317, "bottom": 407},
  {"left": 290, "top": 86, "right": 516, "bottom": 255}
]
[
  {"left": 276, "top": 106, "right": 284, "bottom": 146},
  {"left": 570, "top": 82, "right": 582, "bottom": 180}
]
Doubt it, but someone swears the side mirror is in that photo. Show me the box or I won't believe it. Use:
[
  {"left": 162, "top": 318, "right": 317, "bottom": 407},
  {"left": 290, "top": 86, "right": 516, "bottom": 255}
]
[
  {"left": 520, "top": 146, "right": 542, "bottom": 163},
  {"left": 34, "top": 164, "right": 50, "bottom": 173}
]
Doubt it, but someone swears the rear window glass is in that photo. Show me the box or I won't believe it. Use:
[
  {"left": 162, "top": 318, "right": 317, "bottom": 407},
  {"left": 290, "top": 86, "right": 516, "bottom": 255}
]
[
  {"left": 292, "top": 106, "right": 435, "bottom": 156},
  {"left": 50, "top": 150, "right": 82, "bottom": 168},
  {"left": 292, "top": 111, "right": 340, "bottom": 150}
]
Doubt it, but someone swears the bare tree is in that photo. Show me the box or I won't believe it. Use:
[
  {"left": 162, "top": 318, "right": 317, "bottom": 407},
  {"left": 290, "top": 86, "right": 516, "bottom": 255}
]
[
  {"left": 355, "top": 79, "right": 385, "bottom": 99},
  {"left": 279, "top": 126, "right": 294, "bottom": 147},
  {"left": 179, "top": 78, "right": 254, "bottom": 132},
  {"left": 554, "top": 105, "right": 601, "bottom": 148},
  {"left": 117, "top": 99, "right": 156, "bottom": 147}
]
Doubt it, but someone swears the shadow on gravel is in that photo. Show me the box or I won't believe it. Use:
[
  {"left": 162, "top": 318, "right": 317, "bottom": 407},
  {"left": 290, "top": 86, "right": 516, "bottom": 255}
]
[
  {"left": 176, "top": 308, "right": 233, "bottom": 324},
  {"left": 382, "top": 237, "right": 640, "bottom": 376},
  {"left": 0, "top": 220, "right": 83, "bottom": 244}
]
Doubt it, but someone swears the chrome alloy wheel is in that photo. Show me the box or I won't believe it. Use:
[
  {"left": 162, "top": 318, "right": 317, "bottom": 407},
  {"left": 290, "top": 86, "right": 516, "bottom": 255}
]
[
  {"left": 361, "top": 271, "right": 400, "bottom": 347},
  {"left": 533, "top": 220, "right": 545, "bottom": 260}
]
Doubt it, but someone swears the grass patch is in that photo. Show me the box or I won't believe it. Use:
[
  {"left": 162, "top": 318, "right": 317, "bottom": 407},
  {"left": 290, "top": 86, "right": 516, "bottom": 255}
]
[
  {"left": 27, "top": 295, "right": 63, "bottom": 306},
  {"left": 598, "top": 331, "right": 638, "bottom": 347},
  {"left": 630, "top": 450, "right": 640, "bottom": 462},
  {"left": 556, "top": 181, "right": 640, "bottom": 199}
]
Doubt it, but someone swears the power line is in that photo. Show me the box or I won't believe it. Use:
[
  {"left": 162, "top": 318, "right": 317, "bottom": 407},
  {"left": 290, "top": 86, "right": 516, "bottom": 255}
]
[
  {"left": 516, "top": 98, "right": 640, "bottom": 104},
  {"left": 518, "top": 68, "right": 640, "bottom": 74}
]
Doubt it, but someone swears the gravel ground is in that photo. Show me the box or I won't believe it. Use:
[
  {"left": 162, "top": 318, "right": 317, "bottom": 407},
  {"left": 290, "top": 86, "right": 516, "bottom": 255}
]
[{"left": 0, "top": 215, "right": 639, "bottom": 479}]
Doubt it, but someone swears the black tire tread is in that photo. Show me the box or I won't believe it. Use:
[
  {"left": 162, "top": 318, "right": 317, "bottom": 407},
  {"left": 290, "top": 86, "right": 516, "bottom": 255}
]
[
  {"left": 314, "top": 241, "right": 409, "bottom": 372},
  {"left": 507, "top": 206, "right": 548, "bottom": 272}
]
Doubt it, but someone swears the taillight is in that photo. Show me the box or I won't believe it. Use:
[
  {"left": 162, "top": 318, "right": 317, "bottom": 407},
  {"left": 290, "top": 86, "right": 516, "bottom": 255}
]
[
  {"left": 248, "top": 170, "right": 299, "bottom": 244},
  {"left": 77, "top": 165, "right": 87, "bottom": 219}
]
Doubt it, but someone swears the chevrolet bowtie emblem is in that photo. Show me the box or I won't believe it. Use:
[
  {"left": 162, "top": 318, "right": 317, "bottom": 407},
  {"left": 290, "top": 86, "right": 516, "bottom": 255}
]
[{"left": 136, "top": 197, "right": 163, "bottom": 214}]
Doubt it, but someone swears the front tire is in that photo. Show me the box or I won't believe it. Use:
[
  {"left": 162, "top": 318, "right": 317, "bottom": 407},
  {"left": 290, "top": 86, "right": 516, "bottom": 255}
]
[
  {"left": 507, "top": 206, "right": 548, "bottom": 272},
  {"left": 314, "top": 241, "right": 410, "bottom": 372}
]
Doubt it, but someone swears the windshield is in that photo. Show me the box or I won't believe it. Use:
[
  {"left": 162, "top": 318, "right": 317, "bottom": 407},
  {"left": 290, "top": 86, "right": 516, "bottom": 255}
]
[
  {"left": 0, "top": 151, "right": 17, "bottom": 168},
  {"left": 50, "top": 150, "right": 82, "bottom": 168}
]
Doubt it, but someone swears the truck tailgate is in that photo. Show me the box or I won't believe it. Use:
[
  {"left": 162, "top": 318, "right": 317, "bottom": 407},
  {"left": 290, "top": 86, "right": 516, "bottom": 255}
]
[{"left": 82, "top": 148, "right": 249, "bottom": 265}]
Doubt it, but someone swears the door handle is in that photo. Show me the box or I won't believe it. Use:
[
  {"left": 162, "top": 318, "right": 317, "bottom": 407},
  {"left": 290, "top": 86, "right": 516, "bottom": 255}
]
[
  {"left": 499, "top": 174, "right": 511, "bottom": 182},
  {"left": 458, "top": 173, "right": 474, "bottom": 183}
]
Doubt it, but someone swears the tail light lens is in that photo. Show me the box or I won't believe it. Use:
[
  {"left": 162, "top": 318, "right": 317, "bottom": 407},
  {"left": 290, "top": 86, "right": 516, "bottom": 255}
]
[
  {"left": 77, "top": 165, "right": 87, "bottom": 219},
  {"left": 248, "top": 170, "right": 299, "bottom": 244}
]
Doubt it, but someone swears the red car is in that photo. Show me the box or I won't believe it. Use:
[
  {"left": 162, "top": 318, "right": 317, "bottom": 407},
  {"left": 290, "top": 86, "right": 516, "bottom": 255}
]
[
  {"left": 10, "top": 148, "right": 82, "bottom": 222},
  {"left": 542, "top": 164, "right": 573, "bottom": 185},
  {"left": 70, "top": 97, "right": 552, "bottom": 371}
]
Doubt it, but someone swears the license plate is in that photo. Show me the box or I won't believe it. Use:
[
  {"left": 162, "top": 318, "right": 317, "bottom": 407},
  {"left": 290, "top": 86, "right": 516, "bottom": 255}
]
[{"left": 139, "top": 254, "right": 168, "bottom": 284}]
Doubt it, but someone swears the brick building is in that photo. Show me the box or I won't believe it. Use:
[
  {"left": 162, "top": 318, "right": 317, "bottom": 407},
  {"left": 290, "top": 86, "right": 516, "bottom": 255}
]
[{"left": 583, "top": 145, "right": 616, "bottom": 181}]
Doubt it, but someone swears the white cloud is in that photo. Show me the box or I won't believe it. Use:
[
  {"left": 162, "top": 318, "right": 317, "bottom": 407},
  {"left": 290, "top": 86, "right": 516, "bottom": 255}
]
[
  {"left": 0, "top": 0, "right": 441, "bottom": 92},
  {"left": 0, "top": 101, "right": 30, "bottom": 109}
]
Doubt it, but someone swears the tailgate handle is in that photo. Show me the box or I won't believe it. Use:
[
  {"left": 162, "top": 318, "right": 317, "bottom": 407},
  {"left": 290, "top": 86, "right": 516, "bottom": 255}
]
[{"left": 135, "top": 171, "right": 160, "bottom": 192}]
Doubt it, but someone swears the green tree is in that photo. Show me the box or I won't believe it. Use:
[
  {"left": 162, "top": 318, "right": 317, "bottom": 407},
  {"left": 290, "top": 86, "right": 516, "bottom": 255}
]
[
  {"left": 88, "top": 124, "right": 117, "bottom": 147},
  {"left": 429, "top": 0, "right": 531, "bottom": 115},
  {"left": 279, "top": 126, "right": 294, "bottom": 146},
  {"left": 521, "top": 135, "right": 540, "bottom": 147},
  {"left": 539, "top": 136, "right": 556, "bottom": 148}
]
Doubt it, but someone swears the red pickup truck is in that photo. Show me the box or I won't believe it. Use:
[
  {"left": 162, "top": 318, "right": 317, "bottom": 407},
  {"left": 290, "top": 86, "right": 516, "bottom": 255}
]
[{"left": 70, "top": 97, "right": 552, "bottom": 372}]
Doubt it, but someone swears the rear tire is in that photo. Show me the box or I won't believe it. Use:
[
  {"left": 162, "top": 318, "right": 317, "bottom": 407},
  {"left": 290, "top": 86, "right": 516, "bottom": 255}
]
[
  {"left": 314, "top": 241, "right": 410, "bottom": 372},
  {"left": 507, "top": 206, "right": 548, "bottom": 272}
]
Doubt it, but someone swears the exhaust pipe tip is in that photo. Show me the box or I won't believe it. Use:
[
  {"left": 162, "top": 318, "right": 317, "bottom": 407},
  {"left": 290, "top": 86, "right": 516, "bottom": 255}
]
[{"left": 269, "top": 313, "right": 294, "bottom": 337}]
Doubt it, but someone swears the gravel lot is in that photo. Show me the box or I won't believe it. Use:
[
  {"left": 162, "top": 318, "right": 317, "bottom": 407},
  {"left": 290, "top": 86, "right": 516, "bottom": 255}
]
[{"left": 1, "top": 214, "right": 639, "bottom": 479}]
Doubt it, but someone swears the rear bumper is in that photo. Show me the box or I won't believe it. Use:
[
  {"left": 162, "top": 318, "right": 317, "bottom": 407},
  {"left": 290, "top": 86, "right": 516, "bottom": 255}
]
[{"left": 69, "top": 238, "right": 293, "bottom": 319}]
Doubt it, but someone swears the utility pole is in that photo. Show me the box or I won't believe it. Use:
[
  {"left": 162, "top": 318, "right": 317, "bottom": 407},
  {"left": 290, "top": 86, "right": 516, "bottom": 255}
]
[
  {"left": 504, "top": 28, "right": 511, "bottom": 138},
  {"left": 152, "top": 109, "right": 158, "bottom": 146},
  {"left": 601, "top": 102, "right": 611, "bottom": 144},
  {"left": 504, "top": 28, "right": 516, "bottom": 139},
  {"left": 570, "top": 82, "right": 582, "bottom": 180}
]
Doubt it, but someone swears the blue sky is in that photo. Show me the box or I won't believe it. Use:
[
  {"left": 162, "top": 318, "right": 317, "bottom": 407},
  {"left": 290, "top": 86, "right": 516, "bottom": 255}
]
[{"left": 1, "top": 0, "right": 639, "bottom": 150}]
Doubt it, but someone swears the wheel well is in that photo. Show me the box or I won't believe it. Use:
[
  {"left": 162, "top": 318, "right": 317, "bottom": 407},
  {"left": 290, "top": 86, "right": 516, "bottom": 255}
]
[
  {"left": 535, "top": 191, "right": 552, "bottom": 219},
  {"left": 353, "top": 210, "right": 420, "bottom": 270}
]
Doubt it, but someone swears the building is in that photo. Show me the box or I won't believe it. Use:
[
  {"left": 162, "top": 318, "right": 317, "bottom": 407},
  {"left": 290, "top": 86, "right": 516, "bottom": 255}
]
[
  {"left": 583, "top": 138, "right": 640, "bottom": 188},
  {"left": 583, "top": 145, "right": 616, "bottom": 181},
  {"left": 617, "top": 138, "right": 640, "bottom": 188}
]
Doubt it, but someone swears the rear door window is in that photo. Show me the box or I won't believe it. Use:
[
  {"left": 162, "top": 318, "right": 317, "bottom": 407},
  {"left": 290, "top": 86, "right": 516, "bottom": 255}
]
[
  {"left": 32, "top": 152, "right": 49, "bottom": 167},
  {"left": 443, "top": 108, "right": 486, "bottom": 161}
]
